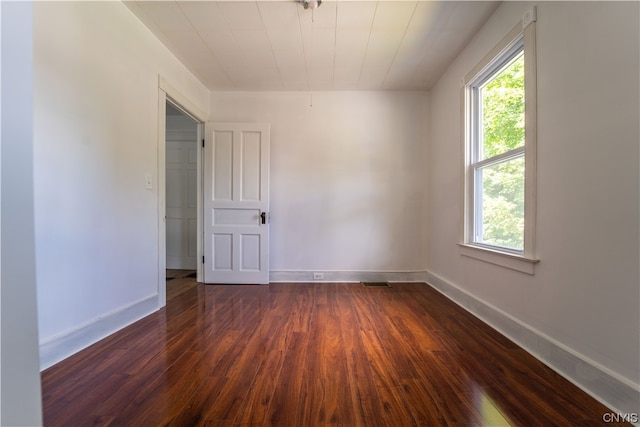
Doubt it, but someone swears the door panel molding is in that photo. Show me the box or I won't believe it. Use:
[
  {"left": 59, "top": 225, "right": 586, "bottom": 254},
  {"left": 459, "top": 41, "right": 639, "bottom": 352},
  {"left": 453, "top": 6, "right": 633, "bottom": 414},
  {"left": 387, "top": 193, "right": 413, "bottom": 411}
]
[{"left": 204, "top": 123, "right": 270, "bottom": 284}]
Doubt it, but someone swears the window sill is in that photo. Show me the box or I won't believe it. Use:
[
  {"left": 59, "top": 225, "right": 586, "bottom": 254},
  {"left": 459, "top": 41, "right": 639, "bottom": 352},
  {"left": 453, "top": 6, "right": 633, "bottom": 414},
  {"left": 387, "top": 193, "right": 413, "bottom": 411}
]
[{"left": 458, "top": 244, "right": 539, "bottom": 274}]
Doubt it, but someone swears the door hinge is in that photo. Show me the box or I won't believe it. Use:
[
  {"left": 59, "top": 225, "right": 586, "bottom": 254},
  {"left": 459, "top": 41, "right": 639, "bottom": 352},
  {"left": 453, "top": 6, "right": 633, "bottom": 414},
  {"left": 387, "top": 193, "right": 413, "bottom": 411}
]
[
  {"left": 202, "top": 139, "right": 205, "bottom": 148},
  {"left": 202, "top": 256, "right": 205, "bottom": 264}
]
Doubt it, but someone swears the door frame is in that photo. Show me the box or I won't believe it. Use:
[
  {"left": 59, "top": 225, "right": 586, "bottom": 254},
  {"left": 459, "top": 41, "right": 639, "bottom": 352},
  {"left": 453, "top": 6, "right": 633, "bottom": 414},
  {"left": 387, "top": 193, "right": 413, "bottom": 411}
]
[{"left": 157, "top": 76, "right": 207, "bottom": 308}]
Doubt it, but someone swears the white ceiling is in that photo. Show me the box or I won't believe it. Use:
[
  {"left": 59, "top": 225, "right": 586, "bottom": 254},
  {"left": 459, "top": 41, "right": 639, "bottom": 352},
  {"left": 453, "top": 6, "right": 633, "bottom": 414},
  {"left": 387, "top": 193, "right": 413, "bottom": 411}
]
[{"left": 124, "top": 1, "right": 500, "bottom": 91}]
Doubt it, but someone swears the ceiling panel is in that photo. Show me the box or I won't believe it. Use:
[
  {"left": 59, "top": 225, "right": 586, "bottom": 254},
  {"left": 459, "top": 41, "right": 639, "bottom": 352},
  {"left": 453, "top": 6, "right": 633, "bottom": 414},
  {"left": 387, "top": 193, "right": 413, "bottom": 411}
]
[
  {"left": 335, "top": 2, "right": 377, "bottom": 30},
  {"left": 233, "top": 29, "right": 274, "bottom": 51},
  {"left": 407, "top": 1, "right": 453, "bottom": 35},
  {"left": 200, "top": 30, "right": 239, "bottom": 52},
  {"left": 125, "top": 0, "right": 500, "bottom": 91},
  {"left": 216, "top": 2, "right": 265, "bottom": 31},
  {"left": 360, "top": 28, "right": 406, "bottom": 85},
  {"left": 334, "top": 28, "right": 369, "bottom": 76},
  {"left": 305, "top": 28, "right": 336, "bottom": 66},
  {"left": 299, "top": 1, "right": 337, "bottom": 30},
  {"left": 370, "top": 1, "right": 417, "bottom": 31},
  {"left": 136, "top": 1, "right": 194, "bottom": 31},
  {"left": 257, "top": 2, "right": 299, "bottom": 29},
  {"left": 266, "top": 29, "right": 304, "bottom": 51},
  {"left": 273, "top": 47, "right": 306, "bottom": 71},
  {"left": 177, "top": 2, "right": 227, "bottom": 32}
]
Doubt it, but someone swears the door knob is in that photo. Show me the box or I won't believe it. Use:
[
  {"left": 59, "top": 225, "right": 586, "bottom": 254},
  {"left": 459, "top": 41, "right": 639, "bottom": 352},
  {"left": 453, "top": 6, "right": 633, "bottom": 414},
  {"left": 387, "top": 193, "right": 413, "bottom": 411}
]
[{"left": 260, "top": 212, "right": 267, "bottom": 224}]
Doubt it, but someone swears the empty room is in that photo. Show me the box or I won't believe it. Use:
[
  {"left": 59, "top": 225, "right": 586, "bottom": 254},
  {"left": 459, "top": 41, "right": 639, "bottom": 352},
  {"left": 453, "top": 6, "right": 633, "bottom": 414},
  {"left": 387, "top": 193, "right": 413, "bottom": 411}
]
[{"left": 1, "top": 0, "right": 638, "bottom": 426}]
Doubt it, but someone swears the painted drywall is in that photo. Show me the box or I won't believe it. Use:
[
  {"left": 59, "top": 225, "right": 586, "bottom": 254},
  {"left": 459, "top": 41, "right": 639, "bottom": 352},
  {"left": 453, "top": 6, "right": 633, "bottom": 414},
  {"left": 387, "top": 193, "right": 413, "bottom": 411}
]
[
  {"left": 428, "top": 0, "right": 639, "bottom": 412},
  {"left": 32, "top": 2, "right": 209, "bottom": 368},
  {"left": 210, "top": 91, "right": 429, "bottom": 280},
  {"left": 1, "top": 2, "right": 44, "bottom": 425}
]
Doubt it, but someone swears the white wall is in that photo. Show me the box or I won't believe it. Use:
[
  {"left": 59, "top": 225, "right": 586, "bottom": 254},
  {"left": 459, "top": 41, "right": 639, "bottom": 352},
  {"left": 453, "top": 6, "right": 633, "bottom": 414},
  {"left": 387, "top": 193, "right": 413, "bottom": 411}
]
[
  {"left": 210, "top": 91, "right": 429, "bottom": 282},
  {"left": 1, "top": 2, "right": 44, "bottom": 425},
  {"left": 428, "top": 1, "right": 639, "bottom": 413},
  {"left": 33, "top": 1, "right": 209, "bottom": 369}
]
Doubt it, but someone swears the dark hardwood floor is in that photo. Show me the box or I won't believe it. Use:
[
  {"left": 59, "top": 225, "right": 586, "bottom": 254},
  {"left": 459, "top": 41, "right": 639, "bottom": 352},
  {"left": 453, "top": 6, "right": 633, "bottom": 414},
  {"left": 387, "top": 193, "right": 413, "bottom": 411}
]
[
  {"left": 165, "top": 269, "right": 199, "bottom": 301},
  {"left": 41, "top": 275, "right": 627, "bottom": 426}
]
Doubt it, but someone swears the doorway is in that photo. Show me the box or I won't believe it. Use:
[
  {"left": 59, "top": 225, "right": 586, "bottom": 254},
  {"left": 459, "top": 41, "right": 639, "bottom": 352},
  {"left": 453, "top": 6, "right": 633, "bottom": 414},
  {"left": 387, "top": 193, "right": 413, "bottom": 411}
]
[
  {"left": 157, "top": 80, "right": 206, "bottom": 308},
  {"left": 165, "top": 101, "right": 198, "bottom": 271}
]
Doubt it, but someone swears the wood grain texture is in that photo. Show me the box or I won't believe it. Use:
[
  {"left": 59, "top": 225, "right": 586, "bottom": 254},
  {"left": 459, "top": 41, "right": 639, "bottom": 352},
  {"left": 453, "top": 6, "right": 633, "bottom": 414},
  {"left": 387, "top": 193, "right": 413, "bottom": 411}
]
[{"left": 41, "top": 279, "right": 629, "bottom": 426}]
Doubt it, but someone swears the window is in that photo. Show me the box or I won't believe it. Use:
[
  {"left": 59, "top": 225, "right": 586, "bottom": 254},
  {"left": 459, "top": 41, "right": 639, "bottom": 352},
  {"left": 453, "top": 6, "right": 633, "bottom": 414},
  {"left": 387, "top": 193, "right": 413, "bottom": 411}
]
[
  {"left": 461, "top": 12, "right": 538, "bottom": 273},
  {"left": 471, "top": 42, "right": 525, "bottom": 252}
]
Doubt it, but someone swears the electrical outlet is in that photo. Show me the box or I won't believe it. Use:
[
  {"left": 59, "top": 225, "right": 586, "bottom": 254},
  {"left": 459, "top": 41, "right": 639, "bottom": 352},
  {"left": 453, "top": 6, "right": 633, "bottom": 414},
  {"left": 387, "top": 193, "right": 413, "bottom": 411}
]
[{"left": 313, "top": 272, "right": 324, "bottom": 280}]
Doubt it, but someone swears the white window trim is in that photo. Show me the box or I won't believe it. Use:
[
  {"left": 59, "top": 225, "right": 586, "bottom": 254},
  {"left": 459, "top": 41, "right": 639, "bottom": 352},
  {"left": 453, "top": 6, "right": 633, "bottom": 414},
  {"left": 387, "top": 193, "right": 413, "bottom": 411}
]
[{"left": 460, "top": 8, "right": 539, "bottom": 274}]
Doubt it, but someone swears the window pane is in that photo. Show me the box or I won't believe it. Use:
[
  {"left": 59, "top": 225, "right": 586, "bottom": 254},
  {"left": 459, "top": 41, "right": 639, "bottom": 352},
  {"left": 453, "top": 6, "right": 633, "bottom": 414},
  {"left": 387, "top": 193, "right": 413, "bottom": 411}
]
[
  {"left": 476, "top": 155, "right": 524, "bottom": 251},
  {"left": 480, "top": 53, "right": 525, "bottom": 159}
]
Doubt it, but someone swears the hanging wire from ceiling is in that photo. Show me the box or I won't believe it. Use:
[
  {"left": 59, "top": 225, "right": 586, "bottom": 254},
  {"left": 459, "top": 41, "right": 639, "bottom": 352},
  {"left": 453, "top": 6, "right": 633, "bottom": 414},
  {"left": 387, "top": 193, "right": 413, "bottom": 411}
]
[
  {"left": 308, "top": 4, "right": 315, "bottom": 106},
  {"left": 299, "top": 0, "right": 320, "bottom": 106}
]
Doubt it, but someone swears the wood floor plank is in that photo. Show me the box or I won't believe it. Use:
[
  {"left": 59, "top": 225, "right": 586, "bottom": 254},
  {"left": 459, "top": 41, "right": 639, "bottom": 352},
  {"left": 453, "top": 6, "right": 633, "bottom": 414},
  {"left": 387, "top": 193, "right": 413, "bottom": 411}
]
[
  {"left": 335, "top": 285, "right": 390, "bottom": 427},
  {"left": 232, "top": 345, "right": 288, "bottom": 426},
  {"left": 41, "top": 279, "right": 630, "bottom": 427},
  {"left": 322, "top": 306, "right": 355, "bottom": 426},
  {"left": 200, "top": 320, "right": 272, "bottom": 421},
  {"left": 265, "top": 331, "right": 312, "bottom": 426}
]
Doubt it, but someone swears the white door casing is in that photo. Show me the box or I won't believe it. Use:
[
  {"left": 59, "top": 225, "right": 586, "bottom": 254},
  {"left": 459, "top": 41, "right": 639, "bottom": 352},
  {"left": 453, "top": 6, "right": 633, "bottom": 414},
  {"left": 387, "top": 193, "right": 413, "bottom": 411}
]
[
  {"left": 203, "top": 123, "right": 270, "bottom": 284},
  {"left": 158, "top": 78, "right": 207, "bottom": 308}
]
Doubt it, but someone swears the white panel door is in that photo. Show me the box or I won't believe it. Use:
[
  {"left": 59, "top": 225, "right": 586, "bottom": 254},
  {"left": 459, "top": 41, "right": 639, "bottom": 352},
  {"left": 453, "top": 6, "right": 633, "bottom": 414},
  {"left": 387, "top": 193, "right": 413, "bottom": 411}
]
[
  {"left": 166, "top": 137, "right": 198, "bottom": 269},
  {"left": 204, "top": 123, "right": 270, "bottom": 284}
]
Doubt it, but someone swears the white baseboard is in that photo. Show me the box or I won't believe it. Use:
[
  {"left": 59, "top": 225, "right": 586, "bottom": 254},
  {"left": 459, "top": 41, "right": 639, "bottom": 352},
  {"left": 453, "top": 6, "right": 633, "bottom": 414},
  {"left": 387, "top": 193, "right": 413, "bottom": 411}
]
[
  {"left": 269, "top": 270, "right": 428, "bottom": 283},
  {"left": 426, "top": 271, "right": 640, "bottom": 417},
  {"left": 39, "top": 294, "right": 159, "bottom": 371}
]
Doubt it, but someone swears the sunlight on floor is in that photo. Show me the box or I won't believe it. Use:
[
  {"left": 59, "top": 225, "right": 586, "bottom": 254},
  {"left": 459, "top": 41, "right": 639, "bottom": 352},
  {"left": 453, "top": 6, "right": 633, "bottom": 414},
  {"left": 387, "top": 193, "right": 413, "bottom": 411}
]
[{"left": 473, "top": 384, "right": 514, "bottom": 426}]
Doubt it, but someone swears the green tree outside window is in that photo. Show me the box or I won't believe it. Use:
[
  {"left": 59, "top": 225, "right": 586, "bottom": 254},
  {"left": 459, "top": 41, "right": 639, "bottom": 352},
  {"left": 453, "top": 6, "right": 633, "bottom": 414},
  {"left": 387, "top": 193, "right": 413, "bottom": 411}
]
[{"left": 478, "top": 54, "right": 525, "bottom": 250}]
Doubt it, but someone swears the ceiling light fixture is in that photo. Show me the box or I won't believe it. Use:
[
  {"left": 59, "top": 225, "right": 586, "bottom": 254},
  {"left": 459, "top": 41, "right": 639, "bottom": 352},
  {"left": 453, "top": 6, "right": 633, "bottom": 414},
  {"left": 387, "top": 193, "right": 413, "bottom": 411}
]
[{"left": 300, "top": 0, "right": 321, "bottom": 10}]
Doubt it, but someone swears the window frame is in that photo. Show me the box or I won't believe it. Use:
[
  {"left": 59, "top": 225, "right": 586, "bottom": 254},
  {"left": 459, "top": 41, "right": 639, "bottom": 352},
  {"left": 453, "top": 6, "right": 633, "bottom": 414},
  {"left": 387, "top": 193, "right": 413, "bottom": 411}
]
[
  {"left": 460, "top": 14, "right": 539, "bottom": 274},
  {"left": 471, "top": 40, "right": 525, "bottom": 253}
]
